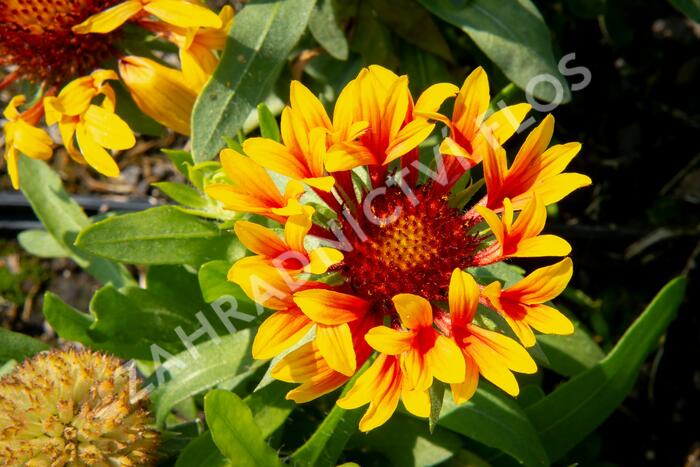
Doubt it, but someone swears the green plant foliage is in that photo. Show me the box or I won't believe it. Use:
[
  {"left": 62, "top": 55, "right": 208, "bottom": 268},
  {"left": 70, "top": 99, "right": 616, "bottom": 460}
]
[
  {"left": 526, "top": 277, "right": 686, "bottom": 461},
  {"left": 204, "top": 390, "right": 283, "bottom": 467},
  {"left": 419, "top": 0, "right": 571, "bottom": 103},
  {"left": 18, "top": 156, "right": 134, "bottom": 288},
  {"left": 0, "top": 328, "right": 49, "bottom": 362},
  {"left": 191, "top": 0, "right": 316, "bottom": 162},
  {"left": 309, "top": 0, "right": 349, "bottom": 60},
  {"left": 75, "top": 206, "right": 244, "bottom": 266}
]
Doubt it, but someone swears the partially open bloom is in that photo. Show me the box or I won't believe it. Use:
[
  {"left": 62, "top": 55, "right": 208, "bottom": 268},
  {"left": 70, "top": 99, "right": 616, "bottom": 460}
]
[
  {"left": 118, "top": 56, "right": 197, "bottom": 135},
  {"left": 214, "top": 66, "right": 588, "bottom": 431},
  {"left": 0, "top": 349, "right": 158, "bottom": 465},
  {"left": 44, "top": 70, "right": 135, "bottom": 177},
  {"left": 141, "top": 6, "right": 234, "bottom": 91},
  {"left": 2, "top": 96, "right": 53, "bottom": 189}
]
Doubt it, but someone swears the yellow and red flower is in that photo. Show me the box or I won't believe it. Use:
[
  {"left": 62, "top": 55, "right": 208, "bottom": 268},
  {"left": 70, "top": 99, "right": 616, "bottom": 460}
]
[{"left": 210, "top": 65, "right": 588, "bottom": 431}]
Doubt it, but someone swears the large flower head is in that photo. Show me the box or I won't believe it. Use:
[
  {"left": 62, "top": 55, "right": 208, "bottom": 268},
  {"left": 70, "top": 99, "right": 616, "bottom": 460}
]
[
  {"left": 0, "top": 349, "right": 158, "bottom": 465},
  {"left": 213, "top": 65, "right": 591, "bottom": 431}
]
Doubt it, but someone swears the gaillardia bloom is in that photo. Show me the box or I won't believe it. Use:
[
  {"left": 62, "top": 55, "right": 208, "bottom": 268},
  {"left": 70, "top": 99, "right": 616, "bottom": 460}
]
[
  {"left": 0, "top": 349, "right": 158, "bottom": 465},
  {"left": 209, "top": 66, "right": 591, "bottom": 431}
]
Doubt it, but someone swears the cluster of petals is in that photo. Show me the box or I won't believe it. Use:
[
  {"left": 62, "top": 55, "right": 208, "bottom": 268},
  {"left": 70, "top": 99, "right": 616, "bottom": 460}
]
[{"left": 211, "top": 65, "right": 591, "bottom": 431}]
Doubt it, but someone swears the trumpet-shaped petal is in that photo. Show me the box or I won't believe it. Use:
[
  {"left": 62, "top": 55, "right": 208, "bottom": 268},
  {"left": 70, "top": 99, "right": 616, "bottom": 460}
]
[
  {"left": 119, "top": 56, "right": 196, "bottom": 135},
  {"left": 476, "top": 195, "right": 571, "bottom": 261},
  {"left": 293, "top": 289, "right": 370, "bottom": 325},
  {"left": 252, "top": 307, "right": 312, "bottom": 360},
  {"left": 205, "top": 148, "right": 304, "bottom": 223},
  {"left": 483, "top": 115, "right": 591, "bottom": 210},
  {"left": 482, "top": 258, "right": 574, "bottom": 347}
]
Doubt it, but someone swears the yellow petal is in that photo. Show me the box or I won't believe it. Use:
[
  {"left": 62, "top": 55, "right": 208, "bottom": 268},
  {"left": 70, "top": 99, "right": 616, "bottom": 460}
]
[
  {"left": 252, "top": 308, "right": 312, "bottom": 360},
  {"left": 384, "top": 119, "right": 435, "bottom": 165},
  {"left": 234, "top": 221, "right": 288, "bottom": 258},
  {"left": 448, "top": 269, "right": 480, "bottom": 327},
  {"left": 414, "top": 82, "right": 459, "bottom": 115},
  {"left": 228, "top": 256, "right": 294, "bottom": 310},
  {"left": 426, "top": 334, "right": 465, "bottom": 384},
  {"left": 302, "top": 176, "right": 336, "bottom": 192},
  {"left": 13, "top": 121, "right": 53, "bottom": 160},
  {"left": 243, "top": 137, "right": 309, "bottom": 181},
  {"left": 82, "top": 105, "right": 135, "bottom": 150},
  {"left": 119, "top": 56, "right": 196, "bottom": 135},
  {"left": 5, "top": 145, "right": 19, "bottom": 190},
  {"left": 180, "top": 45, "right": 216, "bottom": 93},
  {"left": 289, "top": 80, "right": 332, "bottom": 131},
  {"left": 505, "top": 258, "right": 573, "bottom": 304},
  {"left": 219, "top": 148, "right": 285, "bottom": 206},
  {"left": 3, "top": 95, "right": 25, "bottom": 120},
  {"left": 391, "top": 293, "right": 433, "bottom": 330},
  {"left": 401, "top": 387, "right": 430, "bottom": 418},
  {"left": 453, "top": 67, "right": 489, "bottom": 140},
  {"left": 468, "top": 325, "right": 537, "bottom": 374},
  {"left": 524, "top": 304, "right": 574, "bottom": 336},
  {"left": 75, "top": 124, "right": 120, "bottom": 177},
  {"left": 284, "top": 206, "right": 315, "bottom": 255},
  {"left": 451, "top": 353, "right": 479, "bottom": 404},
  {"left": 475, "top": 205, "right": 505, "bottom": 247},
  {"left": 401, "top": 348, "right": 431, "bottom": 391},
  {"left": 480, "top": 103, "right": 531, "bottom": 145},
  {"left": 143, "top": 0, "right": 222, "bottom": 28},
  {"left": 337, "top": 354, "right": 392, "bottom": 409},
  {"left": 364, "top": 326, "right": 414, "bottom": 355},
  {"left": 53, "top": 76, "right": 97, "bottom": 116},
  {"left": 286, "top": 370, "right": 349, "bottom": 404},
  {"left": 513, "top": 235, "right": 571, "bottom": 258},
  {"left": 503, "top": 314, "right": 537, "bottom": 348},
  {"left": 316, "top": 323, "right": 356, "bottom": 376},
  {"left": 512, "top": 173, "right": 592, "bottom": 209},
  {"left": 271, "top": 341, "right": 325, "bottom": 382},
  {"left": 72, "top": 0, "right": 142, "bottom": 34},
  {"left": 307, "top": 247, "right": 343, "bottom": 274},
  {"left": 293, "top": 289, "right": 369, "bottom": 325},
  {"left": 325, "top": 142, "right": 376, "bottom": 172}
]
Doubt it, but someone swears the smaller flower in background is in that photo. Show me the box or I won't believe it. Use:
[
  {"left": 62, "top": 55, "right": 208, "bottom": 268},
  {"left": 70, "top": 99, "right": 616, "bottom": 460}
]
[
  {"left": 0, "top": 348, "right": 158, "bottom": 466},
  {"left": 2, "top": 95, "right": 53, "bottom": 189},
  {"left": 118, "top": 56, "right": 198, "bottom": 136},
  {"left": 140, "top": 5, "right": 234, "bottom": 92},
  {"left": 44, "top": 69, "right": 135, "bottom": 177}
]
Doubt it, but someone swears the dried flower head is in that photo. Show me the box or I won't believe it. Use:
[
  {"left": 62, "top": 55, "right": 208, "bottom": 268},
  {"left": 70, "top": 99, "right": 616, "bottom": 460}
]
[{"left": 0, "top": 349, "right": 158, "bottom": 466}]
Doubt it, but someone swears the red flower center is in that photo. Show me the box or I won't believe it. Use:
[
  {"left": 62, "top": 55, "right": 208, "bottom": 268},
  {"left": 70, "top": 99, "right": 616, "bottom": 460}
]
[{"left": 336, "top": 185, "right": 482, "bottom": 315}]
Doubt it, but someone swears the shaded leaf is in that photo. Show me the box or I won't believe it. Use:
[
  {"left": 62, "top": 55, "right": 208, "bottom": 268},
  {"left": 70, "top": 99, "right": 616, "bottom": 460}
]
[
  {"left": 309, "top": 0, "right": 349, "bottom": 60},
  {"left": 420, "top": 0, "right": 571, "bottom": 103},
  {"left": 153, "top": 182, "right": 208, "bottom": 209},
  {"left": 526, "top": 277, "right": 686, "bottom": 461},
  {"left": 191, "top": 0, "right": 316, "bottom": 162},
  {"left": 17, "top": 229, "right": 68, "bottom": 258},
  {"left": 0, "top": 328, "right": 49, "bottom": 361}
]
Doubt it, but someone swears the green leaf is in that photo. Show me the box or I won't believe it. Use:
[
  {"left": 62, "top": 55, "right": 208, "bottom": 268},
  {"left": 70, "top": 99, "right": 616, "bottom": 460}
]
[
  {"left": 17, "top": 229, "right": 68, "bottom": 258},
  {"left": 191, "top": 0, "right": 316, "bottom": 162},
  {"left": 162, "top": 149, "right": 194, "bottom": 176},
  {"left": 309, "top": 0, "right": 349, "bottom": 60},
  {"left": 204, "top": 390, "right": 283, "bottom": 467},
  {"left": 245, "top": 381, "right": 296, "bottom": 439},
  {"left": 438, "top": 385, "right": 549, "bottom": 466},
  {"left": 669, "top": 0, "right": 700, "bottom": 22},
  {"left": 429, "top": 382, "right": 445, "bottom": 433},
  {"left": 349, "top": 413, "right": 463, "bottom": 466},
  {"left": 420, "top": 0, "right": 571, "bottom": 103},
  {"left": 526, "top": 277, "right": 686, "bottom": 462},
  {"left": 42, "top": 292, "right": 151, "bottom": 359},
  {"left": 18, "top": 156, "right": 134, "bottom": 288},
  {"left": 153, "top": 182, "right": 208, "bottom": 209},
  {"left": 76, "top": 206, "right": 243, "bottom": 266},
  {"left": 351, "top": 3, "right": 398, "bottom": 67},
  {"left": 371, "top": 0, "right": 454, "bottom": 62},
  {"left": 175, "top": 432, "right": 231, "bottom": 467},
  {"left": 537, "top": 319, "right": 605, "bottom": 377},
  {"left": 256, "top": 103, "right": 282, "bottom": 143},
  {"left": 0, "top": 328, "right": 49, "bottom": 361},
  {"left": 147, "top": 329, "right": 262, "bottom": 425},
  {"left": 198, "top": 260, "right": 255, "bottom": 312}
]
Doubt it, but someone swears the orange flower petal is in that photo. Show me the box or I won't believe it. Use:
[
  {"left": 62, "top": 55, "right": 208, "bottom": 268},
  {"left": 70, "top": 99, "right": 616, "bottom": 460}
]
[
  {"left": 252, "top": 308, "right": 312, "bottom": 360},
  {"left": 293, "top": 289, "right": 370, "bottom": 325},
  {"left": 316, "top": 323, "right": 357, "bottom": 376}
]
